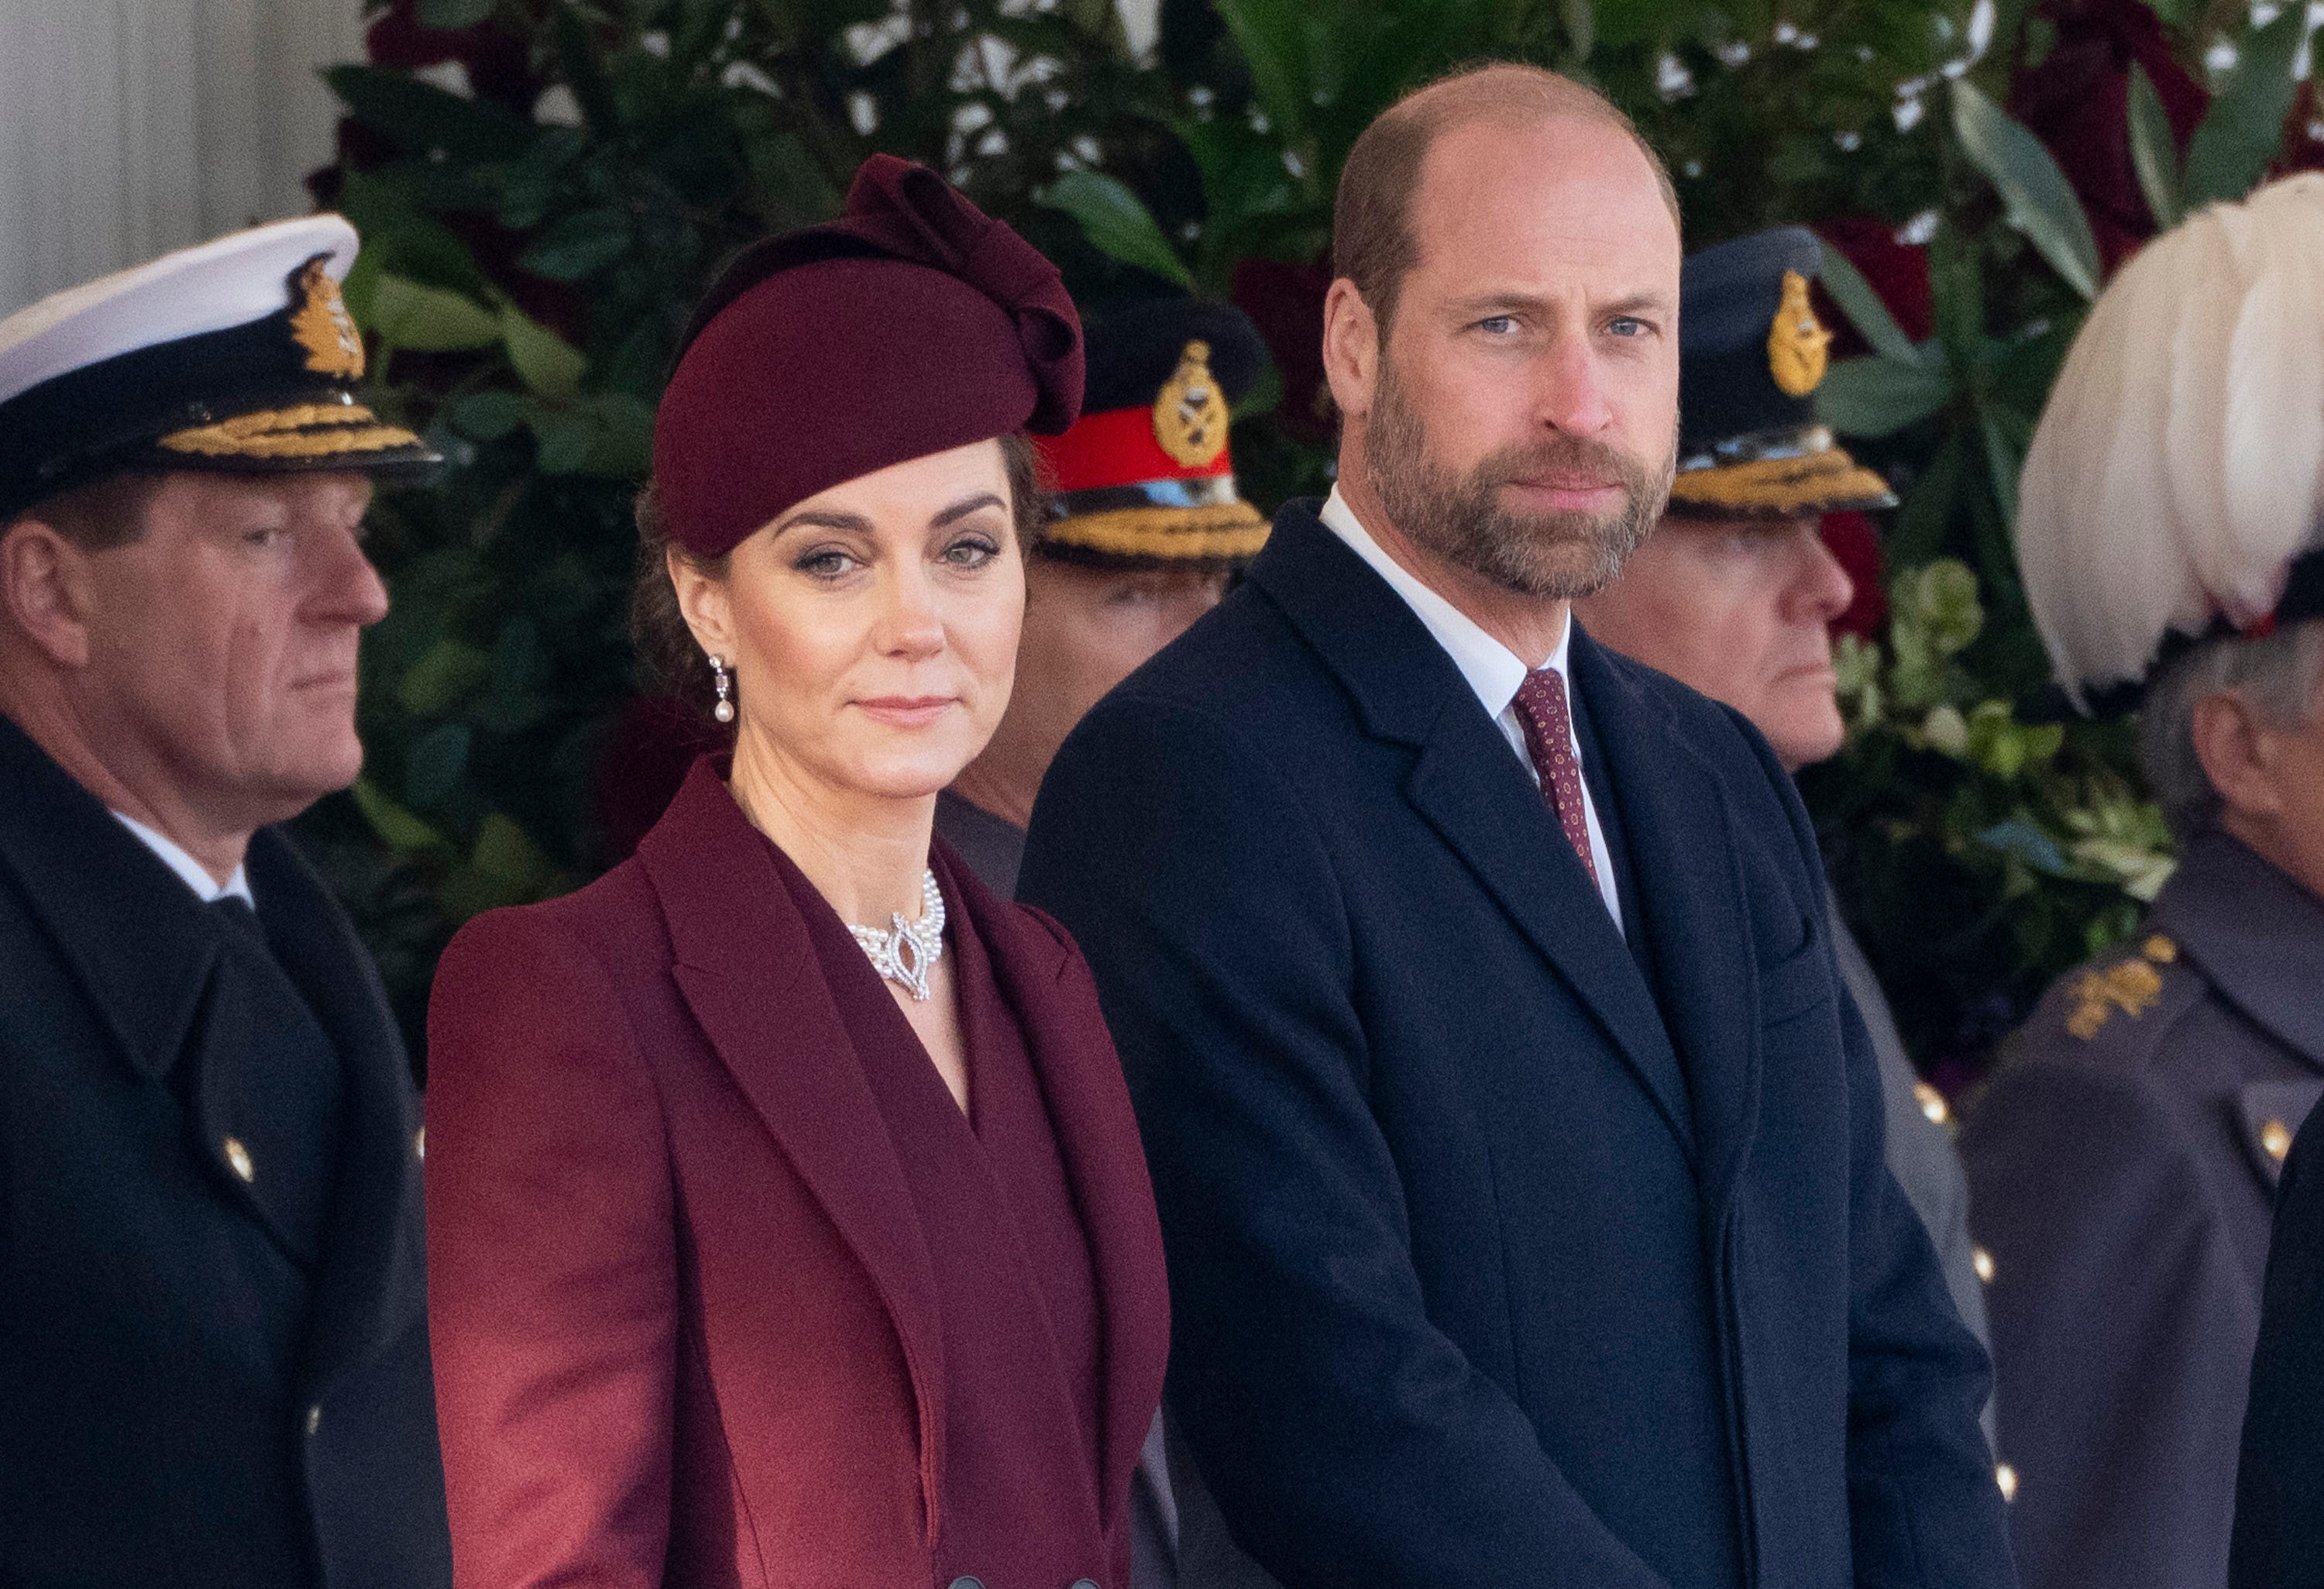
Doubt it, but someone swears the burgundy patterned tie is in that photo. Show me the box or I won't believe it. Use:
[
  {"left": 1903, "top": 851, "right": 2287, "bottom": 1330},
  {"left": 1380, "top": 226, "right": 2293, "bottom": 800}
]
[{"left": 1511, "top": 666, "right": 1601, "bottom": 889}]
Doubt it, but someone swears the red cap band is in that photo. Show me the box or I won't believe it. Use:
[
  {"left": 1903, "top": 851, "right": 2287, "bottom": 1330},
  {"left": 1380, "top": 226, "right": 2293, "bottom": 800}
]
[{"left": 1036, "top": 405, "right": 1234, "bottom": 495}]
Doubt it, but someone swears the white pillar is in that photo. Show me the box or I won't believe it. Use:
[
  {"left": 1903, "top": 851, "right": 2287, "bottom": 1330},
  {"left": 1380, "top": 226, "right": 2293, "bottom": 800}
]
[{"left": 0, "top": 0, "right": 364, "bottom": 317}]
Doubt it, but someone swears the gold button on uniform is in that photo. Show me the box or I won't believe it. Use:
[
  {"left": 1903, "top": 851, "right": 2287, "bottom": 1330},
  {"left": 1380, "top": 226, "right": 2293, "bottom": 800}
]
[
  {"left": 306, "top": 1404, "right": 322, "bottom": 1436},
  {"left": 414, "top": 1126, "right": 425, "bottom": 1161},
  {"left": 223, "top": 1137, "right": 254, "bottom": 1183},
  {"left": 1972, "top": 1246, "right": 1996, "bottom": 1285},
  {"left": 1996, "top": 1462, "right": 2019, "bottom": 1502},
  {"left": 2262, "top": 1119, "right": 2293, "bottom": 1162},
  {"left": 1913, "top": 1081, "right": 1949, "bottom": 1126}
]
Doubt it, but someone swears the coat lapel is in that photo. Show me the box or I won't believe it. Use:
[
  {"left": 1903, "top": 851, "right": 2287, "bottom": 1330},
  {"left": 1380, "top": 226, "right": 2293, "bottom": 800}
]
[
  {"left": 638, "top": 761, "right": 951, "bottom": 1542},
  {"left": 1570, "top": 631, "right": 1765, "bottom": 1216},
  {"left": 1246, "top": 508, "right": 1697, "bottom": 1159},
  {"left": 247, "top": 829, "right": 429, "bottom": 1402},
  {"left": 947, "top": 847, "right": 1172, "bottom": 1540},
  {"left": 0, "top": 713, "right": 220, "bottom": 1082}
]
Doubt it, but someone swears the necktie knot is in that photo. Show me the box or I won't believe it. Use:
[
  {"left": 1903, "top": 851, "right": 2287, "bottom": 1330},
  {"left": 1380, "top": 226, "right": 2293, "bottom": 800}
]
[{"left": 1511, "top": 667, "right": 1600, "bottom": 890}]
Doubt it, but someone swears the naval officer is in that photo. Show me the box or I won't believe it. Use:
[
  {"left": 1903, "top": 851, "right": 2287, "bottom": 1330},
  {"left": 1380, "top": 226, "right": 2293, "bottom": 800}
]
[
  {"left": 1573, "top": 225, "right": 1995, "bottom": 1396},
  {"left": 0, "top": 217, "right": 452, "bottom": 1588},
  {"left": 1960, "top": 173, "right": 2324, "bottom": 1589}
]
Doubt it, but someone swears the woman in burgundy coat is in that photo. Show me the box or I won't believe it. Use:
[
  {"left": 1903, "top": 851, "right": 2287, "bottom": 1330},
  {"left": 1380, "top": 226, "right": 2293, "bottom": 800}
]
[{"left": 422, "top": 156, "right": 1170, "bottom": 1589}]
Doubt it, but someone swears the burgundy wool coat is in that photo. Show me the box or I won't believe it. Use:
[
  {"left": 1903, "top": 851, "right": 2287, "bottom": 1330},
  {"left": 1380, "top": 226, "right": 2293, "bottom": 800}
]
[{"left": 423, "top": 760, "right": 1170, "bottom": 1589}]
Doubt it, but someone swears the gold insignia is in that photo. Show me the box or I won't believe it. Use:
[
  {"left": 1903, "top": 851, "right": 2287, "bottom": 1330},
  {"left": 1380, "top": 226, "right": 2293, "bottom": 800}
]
[
  {"left": 2263, "top": 1119, "right": 2294, "bottom": 1162},
  {"left": 1153, "top": 339, "right": 1230, "bottom": 469},
  {"left": 288, "top": 256, "right": 365, "bottom": 379},
  {"left": 1766, "top": 269, "right": 1831, "bottom": 398},
  {"left": 2143, "top": 934, "right": 2178, "bottom": 965},
  {"left": 2064, "top": 958, "right": 2164, "bottom": 1040},
  {"left": 159, "top": 402, "right": 421, "bottom": 460}
]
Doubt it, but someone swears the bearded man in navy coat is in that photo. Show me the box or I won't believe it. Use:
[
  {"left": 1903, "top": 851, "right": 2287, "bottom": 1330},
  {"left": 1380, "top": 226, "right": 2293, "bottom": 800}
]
[{"left": 1019, "top": 63, "right": 2014, "bottom": 1589}]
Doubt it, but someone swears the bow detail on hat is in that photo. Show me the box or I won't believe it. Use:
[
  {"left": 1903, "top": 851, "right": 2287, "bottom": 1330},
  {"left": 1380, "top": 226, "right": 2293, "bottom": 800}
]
[{"left": 840, "top": 154, "right": 1083, "bottom": 434}]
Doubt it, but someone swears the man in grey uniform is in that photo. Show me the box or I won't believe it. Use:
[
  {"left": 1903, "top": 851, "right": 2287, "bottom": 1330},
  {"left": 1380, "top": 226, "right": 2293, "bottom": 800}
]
[
  {"left": 1575, "top": 226, "right": 1993, "bottom": 1375},
  {"left": 1959, "top": 174, "right": 2324, "bottom": 1589}
]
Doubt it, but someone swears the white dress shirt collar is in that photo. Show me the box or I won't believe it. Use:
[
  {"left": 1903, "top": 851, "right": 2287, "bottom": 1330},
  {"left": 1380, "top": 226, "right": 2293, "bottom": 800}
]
[
  {"left": 1316, "top": 487, "right": 1560, "bottom": 721},
  {"left": 112, "top": 810, "right": 254, "bottom": 906},
  {"left": 1315, "top": 486, "right": 1622, "bottom": 931}
]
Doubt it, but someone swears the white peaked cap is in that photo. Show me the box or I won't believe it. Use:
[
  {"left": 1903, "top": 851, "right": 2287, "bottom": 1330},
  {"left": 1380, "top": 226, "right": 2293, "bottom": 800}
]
[
  {"left": 0, "top": 215, "right": 359, "bottom": 408},
  {"left": 2016, "top": 172, "right": 2324, "bottom": 706}
]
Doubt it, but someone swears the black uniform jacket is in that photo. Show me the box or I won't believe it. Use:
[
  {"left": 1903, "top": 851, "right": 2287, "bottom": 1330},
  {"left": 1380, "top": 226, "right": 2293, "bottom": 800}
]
[
  {"left": 1019, "top": 501, "right": 2015, "bottom": 1589},
  {"left": 0, "top": 714, "right": 450, "bottom": 1589},
  {"left": 1962, "top": 831, "right": 2324, "bottom": 1589}
]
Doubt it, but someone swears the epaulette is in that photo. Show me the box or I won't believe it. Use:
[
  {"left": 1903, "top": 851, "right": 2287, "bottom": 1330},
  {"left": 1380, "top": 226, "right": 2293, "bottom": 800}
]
[{"left": 2055, "top": 933, "right": 2204, "bottom": 1052}]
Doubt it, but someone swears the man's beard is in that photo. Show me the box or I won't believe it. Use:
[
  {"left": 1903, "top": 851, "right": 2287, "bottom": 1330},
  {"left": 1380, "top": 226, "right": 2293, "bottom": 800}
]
[{"left": 1366, "top": 354, "right": 1673, "bottom": 600}]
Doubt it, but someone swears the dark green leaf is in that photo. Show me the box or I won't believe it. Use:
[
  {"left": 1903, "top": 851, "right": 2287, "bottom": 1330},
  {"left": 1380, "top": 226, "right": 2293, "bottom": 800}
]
[
  {"left": 325, "top": 64, "right": 535, "bottom": 163},
  {"left": 351, "top": 779, "right": 451, "bottom": 853},
  {"left": 520, "top": 208, "right": 634, "bottom": 282},
  {"left": 2181, "top": 5, "right": 2309, "bottom": 208},
  {"left": 500, "top": 307, "right": 587, "bottom": 404},
  {"left": 2125, "top": 62, "right": 2181, "bottom": 230},
  {"left": 365, "top": 275, "right": 503, "bottom": 352},
  {"left": 1950, "top": 78, "right": 2101, "bottom": 300},
  {"left": 1891, "top": 430, "right": 1967, "bottom": 567},
  {"left": 1038, "top": 170, "right": 1195, "bottom": 287},
  {"left": 1817, "top": 353, "right": 1952, "bottom": 438},
  {"left": 553, "top": 6, "right": 624, "bottom": 135},
  {"left": 449, "top": 391, "right": 529, "bottom": 441},
  {"left": 529, "top": 409, "right": 596, "bottom": 474},
  {"left": 1817, "top": 244, "right": 1922, "bottom": 366}
]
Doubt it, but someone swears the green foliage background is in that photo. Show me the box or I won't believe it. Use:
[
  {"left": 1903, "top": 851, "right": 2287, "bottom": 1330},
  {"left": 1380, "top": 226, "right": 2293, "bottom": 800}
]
[{"left": 306, "top": 0, "right": 2320, "bottom": 1080}]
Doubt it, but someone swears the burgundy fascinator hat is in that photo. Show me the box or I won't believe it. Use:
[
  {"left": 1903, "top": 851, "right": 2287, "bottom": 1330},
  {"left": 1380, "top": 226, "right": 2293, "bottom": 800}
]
[{"left": 652, "top": 155, "right": 1085, "bottom": 559}]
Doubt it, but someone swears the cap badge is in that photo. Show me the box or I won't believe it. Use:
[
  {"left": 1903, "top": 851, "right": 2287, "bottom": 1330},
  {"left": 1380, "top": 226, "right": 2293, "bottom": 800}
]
[
  {"left": 1154, "top": 339, "right": 1230, "bottom": 469},
  {"left": 288, "top": 256, "right": 366, "bottom": 380},
  {"left": 1766, "top": 270, "right": 1831, "bottom": 398}
]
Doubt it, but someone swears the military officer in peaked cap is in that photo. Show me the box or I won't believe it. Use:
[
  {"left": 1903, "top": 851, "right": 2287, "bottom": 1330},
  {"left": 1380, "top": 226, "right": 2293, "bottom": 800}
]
[
  {"left": 942, "top": 296, "right": 1274, "bottom": 897},
  {"left": 0, "top": 217, "right": 452, "bottom": 1587},
  {"left": 937, "top": 296, "right": 1272, "bottom": 1589},
  {"left": 1959, "top": 173, "right": 2324, "bottom": 1589},
  {"left": 1573, "top": 226, "right": 1997, "bottom": 1426}
]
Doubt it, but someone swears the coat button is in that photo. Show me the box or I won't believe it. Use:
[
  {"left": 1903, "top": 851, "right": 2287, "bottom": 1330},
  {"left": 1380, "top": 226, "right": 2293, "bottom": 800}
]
[
  {"left": 305, "top": 1404, "right": 322, "bottom": 1436},
  {"left": 1996, "top": 1461, "right": 2018, "bottom": 1502},
  {"left": 414, "top": 1126, "right": 426, "bottom": 1161},
  {"left": 1913, "top": 1081, "right": 1949, "bottom": 1126},
  {"left": 2263, "top": 1119, "right": 2293, "bottom": 1162},
  {"left": 1972, "top": 1245, "right": 1996, "bottom": 1284},
  {"left": 223, "top": 1137, "right": 255, "bottom": 1182}
]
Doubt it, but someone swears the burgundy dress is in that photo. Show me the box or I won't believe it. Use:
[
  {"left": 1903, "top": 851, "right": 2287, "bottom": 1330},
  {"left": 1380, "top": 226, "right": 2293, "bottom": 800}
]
[
  {"left": 424, "top": 759, "right": 1168, "bottom": 1589},
  {"left": 781, "top": 837, "right": 1110, "bottom": 1585}
]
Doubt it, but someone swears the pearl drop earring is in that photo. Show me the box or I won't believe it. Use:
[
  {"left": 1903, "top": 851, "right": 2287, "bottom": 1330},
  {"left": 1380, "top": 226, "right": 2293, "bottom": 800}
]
[{"left": 710, "top": 655, "right": 735, "bottom": 724}]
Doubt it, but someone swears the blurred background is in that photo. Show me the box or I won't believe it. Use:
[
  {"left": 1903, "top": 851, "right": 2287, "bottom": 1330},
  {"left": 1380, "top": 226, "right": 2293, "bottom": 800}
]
[{"left": 3, "top": 0, "right": 2318, "bottom": 1092}]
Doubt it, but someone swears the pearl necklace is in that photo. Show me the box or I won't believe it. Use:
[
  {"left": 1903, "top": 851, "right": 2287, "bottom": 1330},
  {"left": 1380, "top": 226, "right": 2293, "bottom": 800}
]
[{"left": 849, "top": 869, "right": 946, "bottom": 1000}]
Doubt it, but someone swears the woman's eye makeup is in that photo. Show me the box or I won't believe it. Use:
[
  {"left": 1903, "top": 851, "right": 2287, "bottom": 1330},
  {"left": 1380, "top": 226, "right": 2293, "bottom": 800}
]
[
  {"left": 942, "top": 531, "right": 1002, "bottom": 567},
  {"left": 793, "top": 546, "right": 861, "bottom": 577}
]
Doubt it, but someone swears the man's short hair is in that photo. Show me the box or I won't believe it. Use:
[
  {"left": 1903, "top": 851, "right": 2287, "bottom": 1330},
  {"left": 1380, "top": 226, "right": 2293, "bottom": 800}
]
[
  {"left": 2, "top": 473, "right": 163, "bottom": 553},
  {"left": 2138, "top": 618, "right": 2324, "bottom": 838},
  {"left": 1333, "top": 61, "right": 1681, "bottom": 334}
]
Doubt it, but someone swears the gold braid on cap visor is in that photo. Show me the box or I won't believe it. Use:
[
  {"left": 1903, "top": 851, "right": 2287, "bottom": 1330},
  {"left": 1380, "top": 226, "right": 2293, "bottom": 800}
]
[
  {"left": 158, "top": 402, "right": 423, "bottom": 460},
  {"left": 1039, "top": 499, "right": 1272, "bottom": 562},
  {"left": 1666, "top": 447, "right": 1896, "bottom": 518}
]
